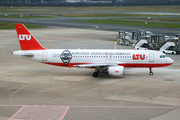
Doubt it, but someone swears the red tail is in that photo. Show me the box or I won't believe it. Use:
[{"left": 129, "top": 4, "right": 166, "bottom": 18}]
[{"left": 15, "top": 24, "right": 46, "bottom": 50}]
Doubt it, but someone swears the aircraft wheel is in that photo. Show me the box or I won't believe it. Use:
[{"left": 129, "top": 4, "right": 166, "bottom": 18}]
[
  {"left": 93, "top": 72, "right": 98, "bottom": 77},
  {"left": 149, "top": 72, "right": 153, "bottom": 76}
]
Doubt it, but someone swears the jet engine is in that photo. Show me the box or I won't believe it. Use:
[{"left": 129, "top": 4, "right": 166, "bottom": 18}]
[{"left": 108, "top": 66, "right": 124, "bottom": 76}]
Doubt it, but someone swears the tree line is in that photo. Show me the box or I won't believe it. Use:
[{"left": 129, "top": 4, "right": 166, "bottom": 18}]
[{"left": 0, "top": 0, "right": 180, "bottom": 6}]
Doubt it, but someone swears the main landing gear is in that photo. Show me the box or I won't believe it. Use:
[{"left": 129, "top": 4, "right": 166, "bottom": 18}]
[
  {"left": 93, "top": 68, "right": 100, "bottom": 77},
  {"left": 149, "top": 68, "right": 153, "bottom": 76}
]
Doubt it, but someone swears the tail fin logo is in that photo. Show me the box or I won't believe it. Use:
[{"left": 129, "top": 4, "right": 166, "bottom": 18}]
[{"left": 19, "top": 34, "right": 31, "bottom": 41}]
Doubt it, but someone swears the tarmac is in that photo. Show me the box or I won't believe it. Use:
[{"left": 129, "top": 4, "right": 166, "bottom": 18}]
[{"left": 0, "top": 27, "right": 180, "bottom": 120}]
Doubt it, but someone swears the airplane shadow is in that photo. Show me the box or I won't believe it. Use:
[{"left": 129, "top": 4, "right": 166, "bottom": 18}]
[{"left": 95, "top": 72, "right": 126, "bottom": 79}]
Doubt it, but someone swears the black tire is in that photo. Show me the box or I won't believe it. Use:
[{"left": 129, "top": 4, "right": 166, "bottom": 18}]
[
  {"left": 149, "top": 72, "right": 153, "bottom": 76},
  {"left": 93, "top": 72, "right": 98, "bottom": 77}
]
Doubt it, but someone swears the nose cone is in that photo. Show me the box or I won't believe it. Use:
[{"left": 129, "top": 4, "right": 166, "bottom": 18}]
[{"left": 168, "top": 57, "right": 174, "bottom": 65}]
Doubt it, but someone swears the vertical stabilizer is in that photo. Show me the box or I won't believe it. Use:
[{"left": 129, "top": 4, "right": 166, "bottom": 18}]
[{"left": 15, "top": 24, "right": 46, "bottom": 50}]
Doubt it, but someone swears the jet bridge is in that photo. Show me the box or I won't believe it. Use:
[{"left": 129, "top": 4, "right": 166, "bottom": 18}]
[
  {"left": 134, "top": 36, "right": 153, "bottom": 50},
  {"left": 133, "top": 31, "right": 153, "bottom": 50},
  {"left": 117, "top": 30, "right": 135, "bottom": 46},
  {"left": 137, "top": 30, "right": 153, "bottom": 40},
  {"left": 132, "top": 31, "right": 138, "bottom": 40},
  {"left": 117, "top": 30, "right": 153, "bottom": 46},
  {"left": 134, "top": 34, "right": 168, "bottom": 51},
  {"left": 132, "top": 30, "right": 153, "bottom": 41},
  {"left": 149, "top": 34, "right": 168, "bottom": 50},
  {"left": 175, "top": 34, "right": 180, "bottom": 52}
]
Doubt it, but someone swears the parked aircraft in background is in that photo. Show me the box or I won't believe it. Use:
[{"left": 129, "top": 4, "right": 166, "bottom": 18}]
[{"left": 12, "top": 24, "right": 173, "bottom": 77}]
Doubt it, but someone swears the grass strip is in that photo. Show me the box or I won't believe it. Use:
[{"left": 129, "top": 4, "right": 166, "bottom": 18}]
[
  {"left": 55, "top": 13, "right": 169, "bottom": 17},
  {"left": 74, "top": 19, "right": 180, "bottom": 28},
  {"left": 0, "top": 15, "right": 53, "bottom": 18},
  {"left": 0, "top": 22, "right": 45, "bottom": 29},
  {"left": 127, "top": 18, "right": 180, "bottom": 22},
  {"left": 5, "top": 6, "right": 180, "bottom": 12}
]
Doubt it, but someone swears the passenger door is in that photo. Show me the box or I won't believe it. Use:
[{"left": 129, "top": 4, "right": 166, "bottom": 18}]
[
  {"left": 149, "top": 52, "right": 154, "bottom": 62},
  {"left": 42, "top": 51, "right": 48, "bottom": 61}
]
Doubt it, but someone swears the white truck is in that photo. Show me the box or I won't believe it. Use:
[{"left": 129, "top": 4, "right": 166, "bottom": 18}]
[{"left": 159, "top": 37, "right": 180, "bottom": 54}]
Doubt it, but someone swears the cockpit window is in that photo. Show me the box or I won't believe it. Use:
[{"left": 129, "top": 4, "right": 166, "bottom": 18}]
[{"left": 160, "top": 55, "right": 167, "bottom": 58}]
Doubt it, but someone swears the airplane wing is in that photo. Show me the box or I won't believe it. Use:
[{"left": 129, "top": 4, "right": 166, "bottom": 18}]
[{"left": 74, "top": 61, "right": 125, "bottom": 68}]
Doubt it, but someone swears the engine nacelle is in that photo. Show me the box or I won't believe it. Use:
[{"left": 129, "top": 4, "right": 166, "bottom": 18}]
[{"left": 108, "top": 66, "right": 124, "bottom": 76}]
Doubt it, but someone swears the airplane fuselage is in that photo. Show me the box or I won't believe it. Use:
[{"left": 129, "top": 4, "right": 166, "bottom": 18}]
[
  {"left": 13, "top": 24, "right": 174, "bottom": 77},
  {"left": 13, "top": 49, "right": 173, "bottom": 68}
]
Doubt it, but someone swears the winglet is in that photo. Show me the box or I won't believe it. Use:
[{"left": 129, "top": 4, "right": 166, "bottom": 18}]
[{"left": 15, "top": 24, "right": 46, "bottom": 50}]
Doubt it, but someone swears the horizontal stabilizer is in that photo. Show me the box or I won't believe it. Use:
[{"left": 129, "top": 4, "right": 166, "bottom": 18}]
[{"left": 12, "top": 51, "right": 34, "bottom": 56}]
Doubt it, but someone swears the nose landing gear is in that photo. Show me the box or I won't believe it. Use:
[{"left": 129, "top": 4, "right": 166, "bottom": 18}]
[{"left": 149, "top": 68, "right": 153, "bottom": 75}]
